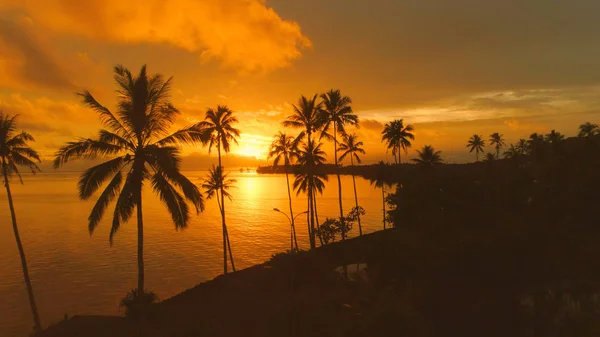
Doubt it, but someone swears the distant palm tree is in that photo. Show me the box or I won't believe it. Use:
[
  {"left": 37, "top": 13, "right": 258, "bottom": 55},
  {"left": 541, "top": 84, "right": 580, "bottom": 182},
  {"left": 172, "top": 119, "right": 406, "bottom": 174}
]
[
  {"left": 466, "top": 134, "right": 485, "bottom": 162},
  {"left": 381, "top": 119, "right": 414, "bottom": 164},
  {"left": 578, "top": 122, "right": 599, "bottom": 138},
  {"left": 484, "top": 152, "right": 496, "bottom": 162},
  {"left": 369, "top": 164, "right": 392, "bottom": 230},
  {"left": 268, "top": 132, "right": 299, "bottom": 250},
  {"left": 294, "top": 139, "right": 327, "bottom": 249},
  {"left": 545, "top": 129, "right": 565, "bottom": 145},
  {"left": 54, "top": 65, "right": 204, "bottom": 304},
  {"left": 516, "top": 138, "right": 529, "bottom": 155},
  {"left": 283, "top": 94, "right": 323, "bottom": 143},
  {"left": 338, "top": 133, "right": 366, "bottom": 236},
  {"left": 0, "top": 114, "right": 42, "bottom": 332},
  {"left": 412, "top": 145, "right": 443, "bottom": 166},
  {"left": 503, "top": 144, "right": 520, "bottom": 159},
  {"left": 528, "top": 132, "right": 546, "bottom": 159},
  {"left": 197, "top": 105, "right": 240, "bottom": 274},
  {"left": 489, "top": 132, "right": 506, "bottom": 159},
  {"left": 320, "top": 89, "right": 357, "bottom": 240},
  {"left": 202, "top": 165, "right": 236, "bottom": 270}
]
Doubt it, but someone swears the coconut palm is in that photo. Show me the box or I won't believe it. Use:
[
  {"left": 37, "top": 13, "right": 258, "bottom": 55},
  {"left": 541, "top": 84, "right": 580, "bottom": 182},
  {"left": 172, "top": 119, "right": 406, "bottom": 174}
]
[
  {"left": 320, "top": 89, "right": 357, "bottom": 240},
  {"left": 578, "top": 122, "right": 599, "bottom": 138},
  {"left": 338, "top": 133, "right": 365, "bottom": 236},
  {"left": 283, "top": 94, "right": 323, "bottom": 143},
  {"left": 293, "top": 139, "right": 327, "bottom": 249},
  {"left": 54, "top": 65, "right": 205, "bottom": 304},
  {"left": 412, "top": 145, "right": 443, "bottom": 166},
  {"left": 0, "top": 114, "right": 42, "bottom": 332},
  {"left": 196, "top": 105, "right": 240, "bottom": 274},
  {"left": 466, "top": 134, "right": 485, "bottom": 162},
  {"left": 369, "top": 164, "right": 392, "bottom": 230},
  {"left": 516, "top": 138, "right": 529, "bottom": 155},
  {"left": 202, "top": 165, "right": 236, "bottom": 270},
  {"left": 489, "top": 132, "right": 505, "bottom": 159},
  {"left": 268, "top": 132, "right": 299, "bottom": 250},
  {"left": 503, "top": 144, "right": 520, "bottom": 159},
  {"left": 381, "top": 119, "right": 415, "bottom": 164},
  {"left": 545, "top": 129, "right": 565, "bottom": 145}
]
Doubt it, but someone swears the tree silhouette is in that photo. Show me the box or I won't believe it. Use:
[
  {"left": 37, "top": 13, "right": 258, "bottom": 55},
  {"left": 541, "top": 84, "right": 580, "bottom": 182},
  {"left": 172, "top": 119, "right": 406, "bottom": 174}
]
[
  {"left": 484, "top": 152, "right": 496, "bottom": 162},
  {"left": 503, "top": 144, "right": 520, "bottom": 159},
  {"left": 489, "top": 132, "right": 506, "bottom": 159},
  {"left": 283, "top": 94, "right": 323, "bottom": 143},
  {"left": 578, "top": 122, "right": 599, "bottom": 138},
  {"left": 466, "top": 134, "right": 485, "bottom": 162},
  {"left": 196, "top": 105, "right": 240, "bottom": 274},
  {"left": 369, "top": 164, "right": 393, "bottom": 230},
  {"left": 0, "top": 113, "right": 42, "bottom": 332},
  {"left": 545, "top": 129, "right": 565, "bottom": 145},
  {"left": 54, "top": 65, "right": 204, "bottom": 305},
  {"left": 381, "top": 119, "right": 414, "bottom": 164},
  {"left": 293, "top": 139, "right": 327, "bottom": 249},
  {"left": 516, "top": 138, "right": 529, "bottom": 155},
  {"left": 268, "top": 132, "right": 299, "bottom": 250},
  {"left": 412, "top": 145, "right": 443, "bottom": 167},
  {"left": 338, "top": 133, "right": 366, "bottom": 236},
  {"left": 320, "top": 89, "right": 357, "bottom": 241},
  {"left": 202, "top": 165, "right": 236, "bottom": 269}
]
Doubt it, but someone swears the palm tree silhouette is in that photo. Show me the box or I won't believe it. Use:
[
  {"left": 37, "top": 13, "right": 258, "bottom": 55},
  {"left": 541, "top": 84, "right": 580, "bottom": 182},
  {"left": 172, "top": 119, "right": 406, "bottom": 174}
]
[
  {"left": 338, "top": 133, "right": 365, "bottom": 236},
  {"left": 320, "top": 89, "right": 357, "bottom": 241},
  {"left": 369, "top": 164, "right": 392, "bottom": 230},
  {"left": 516, "top": 138, "right": 529, "bottom": 155},
  {"left": 0, "top": 114, "right": 42, "bottom": 332},
  {"left": 484, "top": 153, "right": 496, "bottom": 162},
  {"left": 381, "top": 119, "right": 414, "bottom": 164},
  {"left": 412, "top": 145, "right": 443, "bottom": 166},
  {"left": 466, "top": 134, "right": 485, "bottom": 162},
  {"left": 268, "top": 132, "right": 299, "bottom": 250},
  {"left": 545, "top": 129, "right": 564, "bottom": 144},
  {"left": 293, "top": 139, "right": 327, "bottom": 249},
  {"left": 283, "top": 94, "right": 323, "bottom": 144},
  {"left": 578, "top": 122, "right": 599, "bottom": 138},
  {"left": 503, "top": 144, "right": 520, "bottom": 159},
  {"left": 54, "top": 65, "right": 205, "bottom": 304},
  {"left": 197, "top": 105, "right": 240, "bottom": 274},
  {"left": 489, "top": 132, "right": 505, "bottom": 159},
  {"left": 202, "top": 165, "right": 236, "bottom": 269}
]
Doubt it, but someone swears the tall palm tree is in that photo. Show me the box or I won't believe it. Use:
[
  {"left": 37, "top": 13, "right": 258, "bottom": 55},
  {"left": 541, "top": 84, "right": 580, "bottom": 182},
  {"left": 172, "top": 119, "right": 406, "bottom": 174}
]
[
  {"left": 283, "top": 94, "right": 323, "bottom": 143},
  {"left": 196, "top": 105, "right": 240, "bottom": 274},
  {"left": 1, "top": 114, "right": 42, "bottom": 332},
  {"left": 369, "top": 163, "right": 392, "bottom": 230},
  {"left": 202, "top": 165, "right": 236, "bottom": 270},
  {"left": 268, "top": 132, "right": 299, "bottom": 250},
  {"left": 338, "top": 133, "right": 365, "bottom": 236},
  {"left": 381, "top": 119, "right": 415, "bottom": 164},
  {"left": 466, "top": 134, "right": 485, "bottom": 162},
  {"left": 578, "top": 122, "right": 599, "bottom": 138},
  {"left": 516, "top": 138, "right": 529, "bottom": 155},
  {"left": 54, "top": 65, "right": 205, "bottom": 303},
  {"left": 412, "top": 145, "right": 443, "bottom": 166},
  {"left": 489, "top": 132, "right": 505, "bottom": 159},
  {"left": 294, "top": 139, "right": 327, "bottom": 249},
  {"left": 320, "top": 89, "right": 357, "bottom": 241}
]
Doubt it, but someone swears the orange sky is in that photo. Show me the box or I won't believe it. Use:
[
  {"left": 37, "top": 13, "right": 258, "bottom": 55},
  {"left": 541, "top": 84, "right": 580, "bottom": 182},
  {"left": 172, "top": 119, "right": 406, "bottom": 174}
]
[{"left": 1, "top": 0, "right": 599, "bottom": 167}]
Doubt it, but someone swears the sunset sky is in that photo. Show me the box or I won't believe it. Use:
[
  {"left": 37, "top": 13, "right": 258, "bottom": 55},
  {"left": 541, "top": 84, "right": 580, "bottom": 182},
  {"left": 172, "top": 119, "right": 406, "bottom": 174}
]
[{"left": 1, "top": 0, "right": 599, "bottom": 168}]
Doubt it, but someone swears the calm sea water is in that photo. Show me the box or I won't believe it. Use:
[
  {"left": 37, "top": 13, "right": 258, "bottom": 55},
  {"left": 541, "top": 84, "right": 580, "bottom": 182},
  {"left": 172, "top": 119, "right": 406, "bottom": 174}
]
[{"left": 0, "top": 171, "right": 387, "bottom": 336}]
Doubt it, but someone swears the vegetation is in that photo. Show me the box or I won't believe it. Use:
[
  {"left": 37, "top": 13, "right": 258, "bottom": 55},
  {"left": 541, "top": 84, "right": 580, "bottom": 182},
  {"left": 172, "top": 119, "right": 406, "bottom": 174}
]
[
  {"left": 0, "top": 113, "right": 42, "bottom": 332},
  {"left": 489, "top": 132, "right": 505, "bottom": 159},
  {"left": 338, "top": 133, "right": 366, "bottom": 235},
  {"left": 466, "top": 134, "right": 486, "bottom": 161},
  {"left": 381, "top": 119, "right": 414, "bottom": 164},
  {"left": 412, "top": 145, "right": 443, "bottom": 167}
]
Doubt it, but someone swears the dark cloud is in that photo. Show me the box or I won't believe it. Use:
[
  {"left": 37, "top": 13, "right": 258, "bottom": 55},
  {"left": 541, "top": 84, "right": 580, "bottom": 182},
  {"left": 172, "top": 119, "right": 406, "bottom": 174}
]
[{"left": 360, "top": 118, "right": 385, "bottom": 131}]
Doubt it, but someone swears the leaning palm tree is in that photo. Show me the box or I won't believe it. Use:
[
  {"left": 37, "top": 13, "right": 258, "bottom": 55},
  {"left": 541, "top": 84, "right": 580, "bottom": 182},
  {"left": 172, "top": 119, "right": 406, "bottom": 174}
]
[
  {"left": 369, "top": 163, "right": 392, "bottom": 230},
  {"left": 381, "top": 119, "right": 415, "bottom": 164},
  {"left": 338, "top": 133, "right": 365, "bottom": 236},
  {"left": 1, "top": 114, "right": 42, "bottom": 332},
  {"left": 466, "top": 134, "right": 485, "bottom": 162},
  {"left": 283, "top": 94, "right": 323, "bottom": 144},
  {"left": 412, "top": 145, "right": 443, "bottom": 166},
  {"left": 202, "top": 165, "right": 236, "bottom": 270},
  {"left": 54, "top": 65, "right": 205, "bottom": 305},
  {"left": 578, "top": 122, "right": 599, "bottom": 138},
  {"left": 196, "top": 105, "right": 240, "bottom": 274},
  {"left": 268, "top": 132, "right": 299, "bottom": 250},
  {"left": 294, "top": 139, "right": 327, "bottom": 249},
  {"left": 320, "top": 89, "right": 357, "bottom": 241},
  {"left": 489, "top": 132, "right": 505, "bottom": 159}
]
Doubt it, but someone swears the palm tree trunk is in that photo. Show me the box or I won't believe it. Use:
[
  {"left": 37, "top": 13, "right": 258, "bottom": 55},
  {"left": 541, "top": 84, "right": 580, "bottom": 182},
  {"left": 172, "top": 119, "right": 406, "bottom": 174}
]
[
  {"left": 217, "top": 146, "right": 228, "bottom": 274},
  {"left": 334, "top": 123, "right": 345, "bottom": 240},
  {"left": 382, "top": 185, "right": 386, "bottom": 230},
  {"left": 307, "top": 184, "right": 315, "bottom": 249},
  {"left": 225, "top": 227, "right": 235, "bottom": 272},
  {"left": 306, "top": 194, "right": 312, "bottom": 249},
  {"left": 284, "top": 165, "right": 298, "bottom": 251},
  {"left": 313, "top": 191, "right": 324, "bottom": 246},
  {"left": 398, "top": 148, "right": 402, "bottom": 164},
  {"left": 137, "top": 188, "right": 144, "bottom": 298},
  {"left": 3, "top": 161, "right": 41, "bottom": 332},
  {"left": 309, "top": 187, "right": 317, "bottom": 249},
  {"left": 350, "top": 156, "right": 362, "bottom": 236}
]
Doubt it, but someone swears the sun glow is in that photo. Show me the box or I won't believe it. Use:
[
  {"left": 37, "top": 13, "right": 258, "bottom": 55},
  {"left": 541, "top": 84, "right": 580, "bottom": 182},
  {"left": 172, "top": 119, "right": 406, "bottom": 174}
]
[{"left": 236, "top": 145, "right": 266, "bottom": 160}]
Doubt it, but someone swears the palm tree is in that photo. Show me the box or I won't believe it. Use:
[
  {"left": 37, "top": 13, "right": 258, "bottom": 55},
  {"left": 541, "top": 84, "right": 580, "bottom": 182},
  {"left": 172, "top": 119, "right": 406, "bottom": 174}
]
[
  {"left": 202, "top": 165, "right": 236, "bottom": 270},
  {"left": 412, "top": 145, "right": 443, "bottom": 166},
  {"left": 578, "top": 122, "right": 599, "bottom": 138},
  {"left": 293, "top": 139, "right": 327, "bottom": 249},
  {"left": 466, "top": 134, "right": 485, "bottom": 162},
  {"left": 381, "top": 119, "right": 415, "bottom": 164},
  {"left": 516, "top": 138, "right": 529, "bottom": 155},
  {"left": 484, "top": 152, "right": 496, "bottom": 162},
  {"left": 268, "top": 132, "right": 299, "bottom": 250},
  {"left": 369, "top": 163, "right": 392, "bottom": 230},
  {"left": 528, "top": 132, "right": 546, "bottom": 160},
  {"left": 545, "top": 129, "right": 565, "bottom": 145},
  {"left": 320, "top": 89, "right": 357, "bottom": 241},
  {"left": 338, "top": 133, "right": 366, "bottom": 236},
  {"left": 1, "top": 114, "right": 42, "bottom": 332},
  {"left": 489, "top": 132, "right": 505, "bottom": 159},
  {"left": 54, "top": 65, "right": 204, "bottom": 304},
  {"left": 503, "top": 144, "right": 520, "bottom": 159},
  {"left": 283, "top": 94, "right": 323, "bottom": 143},
  {"left": 196, "top": 105, "right": 240, "bottom": 274}
]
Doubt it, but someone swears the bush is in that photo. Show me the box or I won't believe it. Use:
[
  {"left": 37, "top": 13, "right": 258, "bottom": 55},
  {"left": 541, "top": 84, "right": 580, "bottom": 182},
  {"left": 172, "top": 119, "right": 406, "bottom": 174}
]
[{"left": 119, "top": 289, "right": 159, "bottom": 319}]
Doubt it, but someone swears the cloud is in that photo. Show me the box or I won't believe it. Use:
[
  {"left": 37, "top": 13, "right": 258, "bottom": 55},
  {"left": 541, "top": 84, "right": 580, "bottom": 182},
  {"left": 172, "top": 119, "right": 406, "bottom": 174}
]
[{"left": 4, "top": 0, "right": 311, "bottom": 72}]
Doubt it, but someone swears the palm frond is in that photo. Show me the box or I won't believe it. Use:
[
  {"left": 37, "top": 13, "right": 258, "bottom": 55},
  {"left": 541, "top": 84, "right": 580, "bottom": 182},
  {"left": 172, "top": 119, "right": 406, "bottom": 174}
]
[
  {"left": 78, "top": 156, "right": 128, "bottom": 200},
  {"left": 151, "top": 172, "right": 189, "bottom": 229},
  {"left": 88, "top": 171, "right": 123, "bottom": 234},
  {"left": 53, "top": 139, "right": 125, "bottom": 168},
  {"left": 78, "top": 90, "right": 129, "bottom": 136}
]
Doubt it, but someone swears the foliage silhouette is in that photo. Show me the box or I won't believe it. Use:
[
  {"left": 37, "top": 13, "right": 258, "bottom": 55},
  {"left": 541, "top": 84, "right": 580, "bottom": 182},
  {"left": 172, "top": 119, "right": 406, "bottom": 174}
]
[
  {"left": 381, "top": 119, "right": 414, "bottom": 164},
  {"left": 489, "top": 132, "right": 506, "bottom": 159},
  {"left": 339, "top": 133, "right": 366, "bottom": 235},
  {"left": 466, "top": 134, "right": 485, "bottom": 162},
  {"left": 412, "top": 145, "right": 443, "bottom": 167}
]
